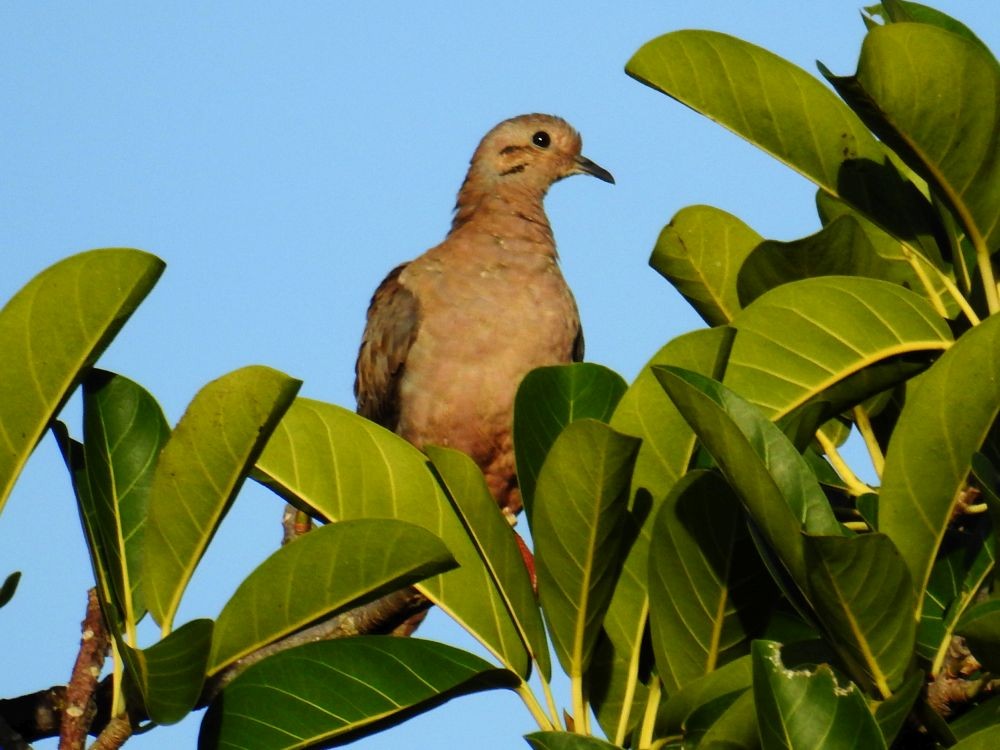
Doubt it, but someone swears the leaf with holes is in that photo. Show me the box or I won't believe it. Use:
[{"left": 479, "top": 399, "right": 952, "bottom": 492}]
[
  {"left": 0, "top": 248, "right": 163, "bottom": 515},
  {"left": 753, "top": 640, "right": 886, "bottom": 750}
]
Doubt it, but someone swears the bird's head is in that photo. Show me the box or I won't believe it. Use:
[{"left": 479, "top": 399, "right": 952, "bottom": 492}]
[{"left": 467, "top": 114, "right": 614, "bottom": 193}]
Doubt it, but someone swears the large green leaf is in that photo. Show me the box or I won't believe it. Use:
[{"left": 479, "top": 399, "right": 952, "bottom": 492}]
[
  {"left": 426, "top": 446, "right": 551, "bottom": 679},
  {"left": 533, "top": 419, "right": 639, "bottom": 679},
  {"left": 725, "top": 277, "right": 952, "bottom": 421},
  {"left": 802, "top": 534, "right": 915, "bottom": 696},
  {"left": 650, "top": 205, "right": 763, "bottom": 326},
  {"left": 916, "top": 522, "right": 994, "bottom": 672},
  {"left": 524, "top": 733, "right": 622, "bottom": 750},
  {"left": 590, "top": 328, "right": 732, "bottom": 742},
  {"left": 0, "top": 248, "right": 163, "bottom": 515},
  {"left": 654, "top": 367, "right": 841, "bottom": 594},
  {"left": 83, "top": 370, "right": 169, "bottom": 627},
  {"left": 736, "top": 216, "right": 910, "bottom": 307},
  {"left": 830, "top": 24, "right": 1000, "bottom": 254},
  {"left": 950, "top": 694, "right": 1000, "bottom": 741},
  {"left": 254, "top": 398, "right": 531, "bottom": 677},
  {"left": 752, "top": 641, "right": 886, "bottom": 750},
  {"left": 144, "top": 365, "right": 301, "bottom": 631},
  {"left": 199, "top": 637, "right": 518, "bottom": 750},
  {"left": 626, "top": 32, "right": 885, "bottom": 196},
  {"left": 867, "top": 1, "right": 991, "bottom": 52},
  {"left": 53, "top": 424, "right": 125, "bottom": 634},
  {"left": 123, "top": 618, "right": 213, "bottom": 726},
  {"left": 873, "top": 671, "right": 923, "bottom": 747},
  {"left": 880, "top": 314, "right": 1000, "bottom": 609},
  {"left": 514, "top": 363, "right": 627, "bottom": 520},
  {"left": 649, "top": 470, "right": 771, "bottom": 695},
  {"left": 691, "top": 688, "right": 759, "bottom": 750},
  {"left": 208, "top": 519, "right": 455, "bottom": 674},
  {"left": 952, "top": 727, "right": 1000, "bottom": 750},
  {"left": 957, "top": 599, "right": 1000, "bottom": 673},
  {"left": 658, "top": 654, "right": 752, "bottom": 735},
  {"left": 815, "top": 191, "right": 958, "bottom": 318}
]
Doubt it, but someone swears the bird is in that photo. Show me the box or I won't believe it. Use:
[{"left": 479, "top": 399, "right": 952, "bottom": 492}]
[{"left": 355, "top": 113, "right": 613, "bottom": 519}]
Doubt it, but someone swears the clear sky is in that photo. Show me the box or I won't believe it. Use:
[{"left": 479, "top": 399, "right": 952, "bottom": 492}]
[{"left": 2, "top": 2, "right": 997, "bottom": 748}]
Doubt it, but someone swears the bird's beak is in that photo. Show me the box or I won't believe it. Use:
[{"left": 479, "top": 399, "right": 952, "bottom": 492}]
[{"left": 574, "top": 155, "right": 615, "bottom": 184}]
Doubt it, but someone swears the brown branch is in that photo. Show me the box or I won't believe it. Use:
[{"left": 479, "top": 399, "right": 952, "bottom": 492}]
[
  {"left": 59, "top": 588, "right": 109, "bottom": 750},
  {"left": 88, "top": 715, "right": 132, "bottom": 750}
]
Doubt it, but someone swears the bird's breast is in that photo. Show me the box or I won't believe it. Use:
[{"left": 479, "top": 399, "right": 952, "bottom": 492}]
[{"left": 395, "top": 249, "right": 580, "bottom": 456}]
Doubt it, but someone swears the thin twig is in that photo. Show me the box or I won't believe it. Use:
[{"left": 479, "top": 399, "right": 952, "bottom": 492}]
[{"left": 59, "top": 589, "right": 109, "bottom": 750}]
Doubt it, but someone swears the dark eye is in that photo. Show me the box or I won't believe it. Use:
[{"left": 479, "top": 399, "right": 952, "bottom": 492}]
[{"left": 532, "top": 131, "right": 551, "bottom": 148}]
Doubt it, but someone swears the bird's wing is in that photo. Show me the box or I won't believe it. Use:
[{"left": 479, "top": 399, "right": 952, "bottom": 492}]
[
  {"left": 572, "top": 325, "right": 584, "bottom": 362},
  {"left": 354, "top": 262, "right": 420, "bottom": 430}
]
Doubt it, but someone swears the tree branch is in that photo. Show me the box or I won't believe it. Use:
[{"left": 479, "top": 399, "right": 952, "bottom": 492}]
[{"left": 59, "top": 588, "right": 109, "bottom": 750}]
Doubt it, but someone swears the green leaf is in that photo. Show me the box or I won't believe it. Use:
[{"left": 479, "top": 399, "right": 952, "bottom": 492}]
[
  {"left": 950, "top": 694, "right": 1000, "bottom": 741},
  {"left": 880, "top": 313, "right": 1000, "bottom": 610},
  {"left": 649, "top": 470, "right": 772, "bottom": 694},
  {"left": 122, "top": 618, "right": 213, "bottom": 725},
  {"left": 916, "top": 520, "right": 994, "bottom": 673},
  {"left": 0, "top": 248, "right": 164, "bottom": 515},
  {"left": 591, "top": 327, "right": 733, "bottom": 741},
  {"left": 873, "top": 671, "right": 922, "bottom": 747},
  {"left": 53, "top": 424, "right": 124, "bottom": 634},
  {"left": 144, "top": 365, "right": 301, "bottom": 631},
  {"left": 654, "top": 367, "right": 841, "bottom": 594},
  {"left": 199, "top": 637, "right": 518, "bottom": 750},
  {"left": 726, "top": 277, "right": 952, "bottom": 421},
  {"left": 427, "top": 445, "right": 550, "bottom": 679},
  {"left": 209, "top": 519, "right": 455, "bottom": 674},
  {"left": 830, "top": 24, "right": 1000, "bottom": 253},
  {"left": 533, "top": 419, "right": 639, "bottom": 679},
  {"left": 752, "top": 640, "right": 886, "bottom": 750},
  {"left": 736, "top": 216, "right": 910, "bottom": 307},
  {"left": 650, "top": 205, "right": 763, "bottom": 326},
  {"left": 952, "top": 727, "right": 1000, "bottom": 750},
  {"left": 514, "top": 363, "right": 627, "bottom": 520},
  {"left": 803, "top": 534, "right": 915, "bottom": 696},
  {"left": 867, "top": 1, "right": 991, "bottom": 52},
  {"left": 658, "top": 654, "right": 752, "bottom": 734},
  {"left": 626, "top": 32, "right": 885, "bottom": 200},
  {"left": 692, "top": 688, "right": 759, "bottom": 750},
  {"left": 957, "top": 599, "right": 1000, "bottom": 673},
  {"left": 815, "top": 191, "right": 957, "bottom": 318},
  {"left": 0, "top": 571, "right": 20, "bottom": 609},
  {"left": 83, "top": 370, "right": 169, "bottom": 626},
  {"left": 524, "top": 732, "right": 623, "bottom": 750},
  {"left": 254, "top": 398, "right": 531, "bottom": 677}
]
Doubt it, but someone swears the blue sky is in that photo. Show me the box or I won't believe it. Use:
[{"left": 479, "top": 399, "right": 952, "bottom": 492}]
[{"left": 2, "top": 2, "right": 997, "bottom": 748}]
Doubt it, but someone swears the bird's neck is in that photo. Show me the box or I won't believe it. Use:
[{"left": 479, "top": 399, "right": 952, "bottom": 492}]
[{"left": 449, "top": 181, "right": 554, "bottom": 248}]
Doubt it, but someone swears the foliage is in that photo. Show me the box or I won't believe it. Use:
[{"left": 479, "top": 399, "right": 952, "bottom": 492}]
[{"left": 1, "top": 2, "right": 999, "bottom": 749}]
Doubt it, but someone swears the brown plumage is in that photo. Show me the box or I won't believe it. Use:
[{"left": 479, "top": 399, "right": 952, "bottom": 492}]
[{"left": 355, "top": 114, "right": 613, "bottom": 517}]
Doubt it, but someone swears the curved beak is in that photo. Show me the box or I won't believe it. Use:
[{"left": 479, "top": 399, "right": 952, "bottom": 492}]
[{"left": 575, "top": 155, "right": 615, "bottom": 184}]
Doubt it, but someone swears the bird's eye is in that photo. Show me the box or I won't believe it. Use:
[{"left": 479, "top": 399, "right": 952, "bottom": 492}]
[{"left": 532, "top": 131, "right": 551, "bottom": 148}]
